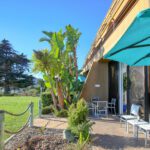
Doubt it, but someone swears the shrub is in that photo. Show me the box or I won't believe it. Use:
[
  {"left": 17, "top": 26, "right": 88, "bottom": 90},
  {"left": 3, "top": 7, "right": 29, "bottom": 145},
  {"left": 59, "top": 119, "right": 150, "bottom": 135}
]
[
  {"left": 68, "top": 99, "right": 88, "bottom": 127},
  {"left": 53, "top": 108, "right": 68, "bottom": 118},
  {"left": 41, "top": 92, "right": 53, "bottom": 107},
  {"left": 3, "top": 93, "right": 18, "bottom": 96},
  {"left": 27, "top": 88, "right": 38, "bottom": 96},
  {"left": 68, "top": 99, "right": 94, "bottom": 142},
  {"left": 42, "top": 106, "right": 52, "bottom": 114}
]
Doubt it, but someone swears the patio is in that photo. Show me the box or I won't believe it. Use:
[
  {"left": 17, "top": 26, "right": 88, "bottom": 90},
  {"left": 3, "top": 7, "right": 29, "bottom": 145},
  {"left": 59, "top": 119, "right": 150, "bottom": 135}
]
[
  {"left": 34, "top": 115, "right": 148, "bottom": 150},
  {"left": 91, "top": 116, "right": 148, "bottom": 150}
]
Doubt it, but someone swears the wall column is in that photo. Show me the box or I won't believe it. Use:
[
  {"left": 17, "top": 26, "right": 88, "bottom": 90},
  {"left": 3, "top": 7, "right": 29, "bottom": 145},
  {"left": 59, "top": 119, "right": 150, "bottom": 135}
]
[
  {"left": 144, "top": 66, "right": 149, "bottom": 121},
  {"left": 127, "top": 66, "right": 131, "bottom": 114},
  {"left": 118, "top": 63, "right": 123, "bottom": 115}
]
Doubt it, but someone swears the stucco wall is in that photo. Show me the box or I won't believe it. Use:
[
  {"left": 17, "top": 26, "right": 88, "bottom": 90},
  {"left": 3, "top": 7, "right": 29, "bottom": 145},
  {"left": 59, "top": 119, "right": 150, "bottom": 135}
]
[{"left": 80, "top": 61, "right": 108, "bottom": 101}]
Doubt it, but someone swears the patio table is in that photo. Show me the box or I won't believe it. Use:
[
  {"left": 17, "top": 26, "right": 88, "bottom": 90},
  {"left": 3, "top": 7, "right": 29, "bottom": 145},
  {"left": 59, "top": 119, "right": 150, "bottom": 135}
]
[
  {"left": 127, "top": 119, "right": 148, "bottom": 137},
  {"left": 137, "top": 124, "right": 150, "bottom": 147},
  {"left": 92, "top": 101, "right": 108, "bottom": 117}
]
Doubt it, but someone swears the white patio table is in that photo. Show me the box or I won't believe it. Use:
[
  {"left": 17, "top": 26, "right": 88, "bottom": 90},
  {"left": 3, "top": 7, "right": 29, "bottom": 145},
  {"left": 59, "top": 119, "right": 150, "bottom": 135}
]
[
  {"left": 92, "top": 101, "right": 108, "bottom": 117},
  {"left": 127, "top": 119, "right": 148, "bottom": 137}
]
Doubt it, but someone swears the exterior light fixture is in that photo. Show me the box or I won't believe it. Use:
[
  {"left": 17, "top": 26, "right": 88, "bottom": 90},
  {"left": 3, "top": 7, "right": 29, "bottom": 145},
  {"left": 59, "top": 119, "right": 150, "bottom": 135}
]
[{"left": 94, "top": 84, "right": 101, "bottom": 88}]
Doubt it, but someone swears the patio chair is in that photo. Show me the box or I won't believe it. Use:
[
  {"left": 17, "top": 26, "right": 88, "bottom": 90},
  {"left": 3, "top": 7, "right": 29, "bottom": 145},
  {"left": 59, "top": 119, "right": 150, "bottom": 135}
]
[
  {"left": 87, "top": 102, "right": 96, "bottom": 116},
  {"left": 120, "top": 104, "right": 141, "bottom": 130},
  {"left": 91, "top": 96, "right": 100, "bottom": 102},
  {"left": 137, "top": 124, "right": 150, "bottom": 147},
  {"left": 127, "top": 119, "right": 148, "bottom": 136},
  {"left": 107, "top": 98, "right": 116, "bottom": 115},
  {"left": 97, "top": 101, "right": 108, "bottom": 117}
]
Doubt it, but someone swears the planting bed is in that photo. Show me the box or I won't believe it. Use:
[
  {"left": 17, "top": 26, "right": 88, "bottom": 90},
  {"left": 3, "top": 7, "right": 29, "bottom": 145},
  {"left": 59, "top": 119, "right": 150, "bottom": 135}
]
[{"left": 5, "top": 127, "right": 69, "bottom": 150}]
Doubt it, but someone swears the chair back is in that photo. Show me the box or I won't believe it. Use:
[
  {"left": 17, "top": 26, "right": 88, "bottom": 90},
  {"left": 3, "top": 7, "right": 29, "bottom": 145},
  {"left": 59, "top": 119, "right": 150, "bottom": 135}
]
[
  {"left": 97, "top": 101, "right": 107, "bottom": 110},
  {"left": 111, "top": 98, "right": 116, "bottom": 105},
  {"left": 130, "top": 104, "right": 140, "bottom": 116},
  {"left": 92, "top": 96, "right": 100, "bottom": 101}
]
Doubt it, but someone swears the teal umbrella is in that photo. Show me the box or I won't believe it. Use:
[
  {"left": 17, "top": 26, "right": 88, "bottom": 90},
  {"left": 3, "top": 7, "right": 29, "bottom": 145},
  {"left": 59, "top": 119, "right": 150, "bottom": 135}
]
[
  {"left": 104, "top": 8, "right": 150, "bottom": 66},
  {"left": 78, "top": 75, "right": 86, "bottom": 82}
]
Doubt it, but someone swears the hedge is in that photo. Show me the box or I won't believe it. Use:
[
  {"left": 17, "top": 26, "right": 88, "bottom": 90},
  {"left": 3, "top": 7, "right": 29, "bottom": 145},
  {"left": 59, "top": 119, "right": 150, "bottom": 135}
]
[{"left": 41, "top": 92, "right": 53, "bottom": 107}]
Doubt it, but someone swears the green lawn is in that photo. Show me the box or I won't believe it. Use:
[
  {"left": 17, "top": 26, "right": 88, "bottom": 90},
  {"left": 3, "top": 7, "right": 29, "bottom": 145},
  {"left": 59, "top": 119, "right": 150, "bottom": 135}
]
[{"left": 0, "top": 96, "right": 39, "bottom": 140}]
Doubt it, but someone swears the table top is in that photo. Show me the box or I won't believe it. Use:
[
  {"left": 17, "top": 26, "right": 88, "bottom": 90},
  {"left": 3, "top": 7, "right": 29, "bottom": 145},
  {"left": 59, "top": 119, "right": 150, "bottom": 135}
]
[
  {"left": 127, "top": 119, "right": 148, "bottom": 126},
  {"left": 92, "top": 101, "right": 107, "bottom": 103}
]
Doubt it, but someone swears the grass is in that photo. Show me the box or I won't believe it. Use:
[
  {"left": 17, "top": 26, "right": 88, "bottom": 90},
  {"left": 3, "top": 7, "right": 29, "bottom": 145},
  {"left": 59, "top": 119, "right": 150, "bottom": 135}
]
[{"left": 0, "top": 96, "right": 39, "bottom": 140}]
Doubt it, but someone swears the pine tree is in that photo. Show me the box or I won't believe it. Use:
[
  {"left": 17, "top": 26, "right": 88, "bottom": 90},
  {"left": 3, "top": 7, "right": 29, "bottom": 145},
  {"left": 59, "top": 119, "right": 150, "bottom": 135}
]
[{"left": 0, "top": 39, "right": 33, "bottom": 94}]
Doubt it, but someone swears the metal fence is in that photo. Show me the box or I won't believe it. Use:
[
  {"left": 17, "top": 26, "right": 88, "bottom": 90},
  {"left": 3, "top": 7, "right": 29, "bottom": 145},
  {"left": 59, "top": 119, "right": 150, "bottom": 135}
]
[{"left": 0, "top": 102, "right": 34, "bottom": 150}]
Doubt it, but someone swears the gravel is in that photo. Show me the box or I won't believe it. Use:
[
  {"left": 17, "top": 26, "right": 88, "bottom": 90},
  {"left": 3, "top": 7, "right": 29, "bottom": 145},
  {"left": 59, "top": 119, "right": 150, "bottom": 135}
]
[{"left": 5, "top": 127, "right": 69, "bottom": 150}]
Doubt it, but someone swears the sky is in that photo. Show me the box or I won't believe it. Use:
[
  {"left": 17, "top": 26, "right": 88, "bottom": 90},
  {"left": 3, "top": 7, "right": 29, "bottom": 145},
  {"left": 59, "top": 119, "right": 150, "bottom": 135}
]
[{"left": 0, "top": 0, "right": 112, "bottom": 71}]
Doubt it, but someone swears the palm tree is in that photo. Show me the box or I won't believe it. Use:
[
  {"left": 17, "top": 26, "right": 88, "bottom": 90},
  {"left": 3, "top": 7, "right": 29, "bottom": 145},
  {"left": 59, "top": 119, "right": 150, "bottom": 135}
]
[
  {"left": 39, "top": 31, "right": 66, "bottom": 109},
  {"left": 33, "top": 25, "right": 81, "bottom": 109},
  {"left": 32, "top": 49, "right": 58, "bottom": 108},
  {"left": 65, "top": 25, "right": 81, "bottom": 81}
]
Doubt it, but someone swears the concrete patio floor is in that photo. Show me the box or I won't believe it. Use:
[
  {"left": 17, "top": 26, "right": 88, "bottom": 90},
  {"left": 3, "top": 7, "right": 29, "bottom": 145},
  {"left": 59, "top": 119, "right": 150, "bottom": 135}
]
[
  {"left": 34, "top": 115, "right": 68, "bottom": 130},
  {"left": 91, "top": 116, "right": 148, "bottom": 150},
  {"left": 34, "top": 115, "right": 149, "bottom": 150}
]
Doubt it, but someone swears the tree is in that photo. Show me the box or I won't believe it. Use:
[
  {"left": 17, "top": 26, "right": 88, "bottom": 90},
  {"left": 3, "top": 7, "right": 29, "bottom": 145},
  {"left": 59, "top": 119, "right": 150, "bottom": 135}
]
[
  {"left": 32, "top": 49, "right": 58, "bottom": 108},
  {"left": 32, "top": 25, "right": 81, "bottom": 109},
  {"left": 65, "top": 25, "right": 81, "bottom": 81},
  {"left": 0, "top": 39, "right": 33, "bottom": 94}
]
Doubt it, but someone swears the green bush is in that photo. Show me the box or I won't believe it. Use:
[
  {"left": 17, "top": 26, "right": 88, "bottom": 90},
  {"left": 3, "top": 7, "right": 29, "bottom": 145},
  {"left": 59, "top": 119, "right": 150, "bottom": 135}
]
[
  {"left": 27, "top": 88, "right": 38, "bottom": 96},
  {"left": 53, "top": 108, "right": 68, "bottom": 118},
  {"left": 68, "top": 99, "right": 88, "bottom": 126},
  {"left": 42, "top": 106, "right": 52, "bottom": 114},
  {"left": 68, "top": 99, "right": 93, "bottom": 142},
  {"left": 41, "top": 92, "right": 53, "bottom": 107},
  {"left": 3, "top": 93, "right": 18, "bottom": 96}
]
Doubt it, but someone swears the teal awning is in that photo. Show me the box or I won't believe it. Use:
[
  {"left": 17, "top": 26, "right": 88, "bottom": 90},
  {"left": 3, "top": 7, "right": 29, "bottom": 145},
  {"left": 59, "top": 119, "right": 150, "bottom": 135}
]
[{"left": 104, "top": 8, "right": 150, "bottom": 66}]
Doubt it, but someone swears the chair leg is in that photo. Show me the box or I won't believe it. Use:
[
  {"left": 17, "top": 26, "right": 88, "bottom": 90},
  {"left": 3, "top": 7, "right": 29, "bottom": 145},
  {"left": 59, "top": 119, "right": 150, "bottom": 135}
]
[
  {"left": 120, "top": 119, "right": 122, "bottom": 127},
  {"left": 125, "top": 121, "right": 128, "bottom": 132},
  {"left": 106, "top": 110, "right": 108, "bottom": 118},
  {"left": 127, "top": 122, "right": 129, "bottom": 133},
  {"left": 145, "top": 131, "right": 148, "bottom": 147},
  {"left": 133, "top": 125, "right": 135, "bottom": 137},
  {"left": 136, "top": 127, "right": 139, "bottom": 141},
  {"left": 114, "top": 107, "right": 116, "bottom": 115},
  {"left": 109, "top": 108, "right": 111, "bottom": 114}
]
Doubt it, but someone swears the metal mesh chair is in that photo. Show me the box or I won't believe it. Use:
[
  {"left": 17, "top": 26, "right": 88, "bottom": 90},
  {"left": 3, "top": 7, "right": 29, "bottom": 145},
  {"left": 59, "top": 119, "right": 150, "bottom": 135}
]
[
  {"left": 91, "top": 96, "right": 100, "bottom": 102},
  {"left": 108, "top": 98, "right": 116, "bottom": 115},
  {"left": 87, "top": 102, "right": 96, "bottom": 116},
  {"left": 97, "top": 101, "right": 108, "bottom": 117}
]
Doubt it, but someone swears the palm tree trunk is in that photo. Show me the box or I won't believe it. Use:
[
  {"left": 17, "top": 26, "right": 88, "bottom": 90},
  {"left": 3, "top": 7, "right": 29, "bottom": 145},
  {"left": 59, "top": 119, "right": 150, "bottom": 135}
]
[
  {"left": 73, "top": 47, "right": 78, "bottom": 81},
  {"left": 50, "top": 89, "right": 57, "bottom": 108},
  {"left": 56, "top": 81, "right": 64, "bottom": 109}
]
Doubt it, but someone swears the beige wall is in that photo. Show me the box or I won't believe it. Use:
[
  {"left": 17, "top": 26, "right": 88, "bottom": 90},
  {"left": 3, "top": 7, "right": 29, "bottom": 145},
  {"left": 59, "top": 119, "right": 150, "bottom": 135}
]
[{"left": 80, "top": 61, "right": 108, "bottom": 101}]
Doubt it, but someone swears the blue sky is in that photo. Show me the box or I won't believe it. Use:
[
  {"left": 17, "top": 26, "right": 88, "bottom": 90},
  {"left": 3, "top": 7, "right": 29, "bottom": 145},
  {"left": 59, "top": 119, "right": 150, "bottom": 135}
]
[{"left": 0, "top": 0, "right": 112, "bottom": 70}]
